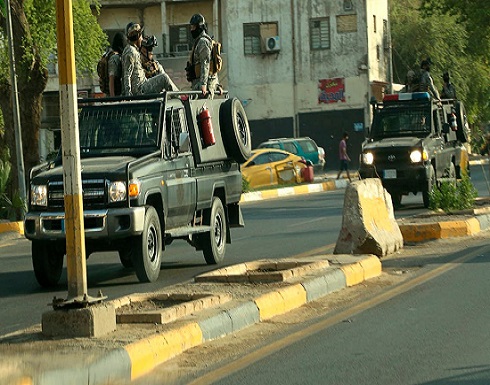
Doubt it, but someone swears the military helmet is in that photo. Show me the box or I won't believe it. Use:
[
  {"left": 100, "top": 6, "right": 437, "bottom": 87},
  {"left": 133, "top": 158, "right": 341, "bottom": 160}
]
[
  {"left": 189, "top": 13, "right": 205, "bottom": 26},
  {"left": 126, "top": 22, "right": 143, "bottom": 39}
]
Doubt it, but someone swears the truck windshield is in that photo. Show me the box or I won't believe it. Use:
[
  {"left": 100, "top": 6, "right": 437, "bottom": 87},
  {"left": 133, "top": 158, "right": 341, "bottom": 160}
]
[
  {"left": 78, "top": 102, "right": 161, "bottom": 154},
  {"left": 371, "top": 108, "right": 431, "bottom": 139}
]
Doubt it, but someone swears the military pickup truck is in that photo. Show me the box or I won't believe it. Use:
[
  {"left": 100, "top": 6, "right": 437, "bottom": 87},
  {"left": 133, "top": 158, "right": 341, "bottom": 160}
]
[
  {"left": 24, "top": 92, "right": 251, "bottom": 286},
  {"left": 359, "top": 92, "right": 469, "bottom": 208}
]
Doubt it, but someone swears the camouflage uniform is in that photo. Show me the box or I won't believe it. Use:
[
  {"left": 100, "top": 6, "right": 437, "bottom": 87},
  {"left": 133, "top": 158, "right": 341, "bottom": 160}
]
[
  {"left": 191, "top": 30, "right": 218, "bottom": 99},
  {"left": 108, "top": 52, "right": 122, "bottom": 96},
  {"left": 122, "top": 44, "right": 178, "bottom": 96},
  {"left": 141, "top": 55, "right": 164, "bottom": 79},
  {"left": 419, "top": 69, "right": 440, "bottom": 100}
]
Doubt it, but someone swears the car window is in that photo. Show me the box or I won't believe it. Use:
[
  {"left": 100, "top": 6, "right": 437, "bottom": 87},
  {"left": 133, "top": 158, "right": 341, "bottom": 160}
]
[
  {"left": 269, "top": 152, "right": 288, "bottom": 162},
  {"left": 283, "top": 142, "right": 297, "bottom": 154},
  {"left": 298, "top": 140, "right": 317, "bottom": 152},
  {"left": 251, "top": 153, "right": 271, "bottom": 165}
]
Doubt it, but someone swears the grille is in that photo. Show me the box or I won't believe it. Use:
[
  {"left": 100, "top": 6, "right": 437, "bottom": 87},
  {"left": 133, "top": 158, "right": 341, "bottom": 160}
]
[
  {"left": 373, "top": 148, "right": 411, "bottom": 166},
  {"left": 48, "top": 179, "right": 106, "bottom": 208}
]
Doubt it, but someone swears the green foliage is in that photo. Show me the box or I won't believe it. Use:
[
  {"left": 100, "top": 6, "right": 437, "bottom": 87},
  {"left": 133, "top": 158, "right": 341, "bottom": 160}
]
[
  {"left": 391, "top": 0, "right": 490, "bottom": 127},
  {"left": 429, "top": 176, "right": 478, "bottom": 212},
  {"left": 22, "top": 0, "right": 108, "bottom": 75},
  {"left": 0, "top": 158, "right": 26, "bottom": 221},
  {"left": 242, "top": 175, "right": 251, "bottom": 193}
]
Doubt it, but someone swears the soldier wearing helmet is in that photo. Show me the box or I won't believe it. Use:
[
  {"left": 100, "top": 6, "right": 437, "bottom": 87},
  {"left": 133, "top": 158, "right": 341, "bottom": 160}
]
[
  {"left": 418, "top": 58, "right": 440, "bottom": 101},
  {"left": 122, "top": 22, "right": 178, "bottom": 96},
  {"left": 187, "top": 13, "right": 219, "bottom": 99},
  {"left": 141, "top": 35, "right": 164, "bottom": 79},
  {"left": 441, "top": 71, "right": 457, "bottom": 99}
]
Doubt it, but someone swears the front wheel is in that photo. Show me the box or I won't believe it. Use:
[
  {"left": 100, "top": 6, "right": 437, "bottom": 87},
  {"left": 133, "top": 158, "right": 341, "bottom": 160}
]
[
  {"left": 422, "top": 165, "right": 436, "bottom": 208},
  {"left": 131, "top": 206, "right": 162, "bottom": 283},
  {"left": 202, "top": 197, "right": 227, "bottom": 265},
  {"left": 32, "top": 240, "right": 65, "bottom": 287}
]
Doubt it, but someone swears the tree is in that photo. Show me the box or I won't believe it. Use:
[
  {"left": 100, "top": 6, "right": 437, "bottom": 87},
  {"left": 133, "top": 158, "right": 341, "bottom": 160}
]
[
  {"left": 0, "top": 0, "right": 107, "bottom": 199},
  {"left": 390, "top": 0, "right": 490, "bottom": 129}
]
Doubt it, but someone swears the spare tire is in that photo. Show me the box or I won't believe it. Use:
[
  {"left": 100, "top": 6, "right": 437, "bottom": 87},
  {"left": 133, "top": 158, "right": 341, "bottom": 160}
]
[
  {"left": 454, "top": 101, "right": 469, "bottom": 143},
  {"left": 220, "top": 98, "right": 252, "bottom": 163}
]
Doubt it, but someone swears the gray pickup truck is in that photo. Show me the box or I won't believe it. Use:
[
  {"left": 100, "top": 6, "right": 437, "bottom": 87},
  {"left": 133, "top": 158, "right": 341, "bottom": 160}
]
[
  {"left": 24, "top": 92, "right": 251, "bottom": 286},
  {"left": 359, "top": 92, "right": 469, "bottom": 208}
]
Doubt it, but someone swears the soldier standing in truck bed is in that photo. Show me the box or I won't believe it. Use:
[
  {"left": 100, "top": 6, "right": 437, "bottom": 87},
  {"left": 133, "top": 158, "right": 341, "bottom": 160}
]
[
  {"left": 441, "top": 71, "right": 457, "bottom": 99},
  {"left": 418, "top": 58, "right": 441, "bottom": 101},
  {"left": 187, "top": 14, "right": 219, "bottom": 99}
]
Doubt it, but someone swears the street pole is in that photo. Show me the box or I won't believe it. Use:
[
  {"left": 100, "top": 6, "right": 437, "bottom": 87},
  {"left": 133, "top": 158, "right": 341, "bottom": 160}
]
[
  {"left": 5, "top": 0, "right": 26, "bottom": 201},
  {"left": 55, "top": 0, "right": 88, "bottom": 303}
]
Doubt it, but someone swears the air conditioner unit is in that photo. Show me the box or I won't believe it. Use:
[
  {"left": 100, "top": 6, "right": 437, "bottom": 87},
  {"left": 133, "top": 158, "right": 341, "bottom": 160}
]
[
  {"left": 174, "top": 43, "right": 189, "bottom": 53},
  {"left": 263, "top": 36, "right": 280, "bottom": 53}
]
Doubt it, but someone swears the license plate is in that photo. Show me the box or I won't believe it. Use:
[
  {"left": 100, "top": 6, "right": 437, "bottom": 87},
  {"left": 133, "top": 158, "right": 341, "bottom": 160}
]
[{"left": 384, "top": 169, "right": 397, "bottom": 179}]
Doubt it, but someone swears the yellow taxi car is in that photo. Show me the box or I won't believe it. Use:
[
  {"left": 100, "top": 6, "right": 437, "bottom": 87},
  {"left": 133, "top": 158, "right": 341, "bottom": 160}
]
[{"left": 241, "top": 148, "right": 308, "bottom": 189}]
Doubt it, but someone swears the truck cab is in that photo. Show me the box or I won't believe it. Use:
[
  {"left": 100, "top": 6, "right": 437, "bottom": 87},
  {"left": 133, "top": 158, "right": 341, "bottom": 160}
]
[{"left": 359, "top": 92, "right": 469, "bottom": 208}]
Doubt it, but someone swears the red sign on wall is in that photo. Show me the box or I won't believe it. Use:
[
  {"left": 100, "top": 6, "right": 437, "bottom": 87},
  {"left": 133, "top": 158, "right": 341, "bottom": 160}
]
[{"left": 318, "top": 78, "right": 346, "bottom": 104}]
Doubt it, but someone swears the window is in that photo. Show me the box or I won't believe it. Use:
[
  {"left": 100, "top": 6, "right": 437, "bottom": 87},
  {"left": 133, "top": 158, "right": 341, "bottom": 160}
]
[
  {"left": 283, "top": 142, "right": 298, "bottom": 154},
  {"left": 165, "top": 107, "right": 187, "bottom": 158},
  {"left": 243, "top": 22, "right": 278, "bottom": 55},
  {"left": 310, "top": 18, "right": 330, "bottom": 50},
  {"left": 169, "top": 25, "right": 193, "bottom": 55}
]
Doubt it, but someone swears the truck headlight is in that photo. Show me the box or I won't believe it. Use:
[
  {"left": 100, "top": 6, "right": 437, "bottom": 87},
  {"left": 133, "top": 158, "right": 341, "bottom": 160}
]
[
  {"left": 410, "top": 150, "right": 428, "bottom": 163},
  {"left": 108, "top": 181, "right": 127, "bottom": 202},
  {"left": 362, "top": 152, "right": 374, "bottom": 165},
  {"left": 30, "top": 184, "right": 47, "bottom": 207}
]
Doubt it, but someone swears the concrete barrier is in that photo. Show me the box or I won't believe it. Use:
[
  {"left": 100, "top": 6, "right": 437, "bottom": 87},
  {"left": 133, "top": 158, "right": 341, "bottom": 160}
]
[{"left": 334, "top": 178, "right": 403, "bottom": 257}]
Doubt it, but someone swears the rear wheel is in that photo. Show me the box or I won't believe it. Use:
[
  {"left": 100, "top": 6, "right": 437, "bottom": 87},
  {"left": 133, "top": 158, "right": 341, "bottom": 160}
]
[
  {"left": 202, "top": 197, "right": 227, "bottom": 265},
  {"left": 220, "top": 98, "right": 252, "bottom": 163},
  {"left": 32, "top": 240, "right": 64, "bottom": 287},
  {"left": 131, "top": 206, "right": 162, "bottom": 283},
  {"left": 422, "top": 165, "right": 436, "bottom": 208}
]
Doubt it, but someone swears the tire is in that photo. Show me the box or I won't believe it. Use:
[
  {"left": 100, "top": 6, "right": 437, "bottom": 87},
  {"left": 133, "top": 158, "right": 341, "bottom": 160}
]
[
  {"left": 422, "top": 165, "right": 436, "bottom": 209},
  {"left": 32, "top": 240, "right": 64, "bottom": 288},
  {"left": 391, "top": 193, "right": 402, "bottom": 209},
  {"left": 202, "top": 197, "right": 227, "bottom": 265},
  {"left": 131, "top": 206, "right": 162, "bottom": 283},
  {"left": 220, "top": 98, "right": 252, "bottom": 163},
  {"left": 118, "top": 247, "right": 134, "bottom": 268},
  {"left": 454, "top": 101, "right": 469, "bottom": 143}
]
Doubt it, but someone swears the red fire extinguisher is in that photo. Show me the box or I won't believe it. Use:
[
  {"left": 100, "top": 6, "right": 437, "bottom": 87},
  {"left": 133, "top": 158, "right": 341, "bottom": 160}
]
[
  {"left": 450, "top": 111, "right": 458, "bottom": 131},
  {"left": 198, "top": 105, "right": 216, "bottom": 147}
]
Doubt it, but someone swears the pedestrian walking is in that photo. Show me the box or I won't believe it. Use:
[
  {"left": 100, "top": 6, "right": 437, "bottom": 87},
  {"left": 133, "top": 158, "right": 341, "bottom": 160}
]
[
  {"left": 336, "top": 132, "right": 352, "bottom": 182},
  {"left": 187, "top": 13, "right": 219, "bottom": 99},
  {"left": 122, "top": 22, "right": 178, "bottom": 96}
]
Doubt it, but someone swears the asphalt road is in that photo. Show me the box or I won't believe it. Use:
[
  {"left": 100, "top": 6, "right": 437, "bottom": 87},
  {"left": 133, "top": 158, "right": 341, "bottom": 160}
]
[
  {"left": 187, "top": 241, "right": 490, "bottom": 385},
  {"left": 0, "top": 162, "right": 488, "bottom": 337}
]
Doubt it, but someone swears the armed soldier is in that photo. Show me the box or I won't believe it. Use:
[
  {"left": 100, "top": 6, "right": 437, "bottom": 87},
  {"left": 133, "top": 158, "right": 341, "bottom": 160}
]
[
  {"left": 140, "top": 35, "right": 165, "bottom": 79},
  {"left": 186, "top": 14, "right": 219, "bottom": 99},
  {"left": 418, "top": 58, "right": 441, "bottom": 101}
]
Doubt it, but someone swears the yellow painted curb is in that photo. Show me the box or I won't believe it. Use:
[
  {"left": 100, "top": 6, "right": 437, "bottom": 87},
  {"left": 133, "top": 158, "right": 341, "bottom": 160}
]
[
  {"left": 277, "top": 284, "right": 307, "bottom": 313},
  {"left": 399, "top": 222, "right": 441, "bottom": 242},
  {"left": 254, "top": 291, "right": 285, "bottom": 321},
  {"left": 340, "top": 263, "right": 364, "bottom": 287},
  {"left": 359, "top": 255, "right": 382, "bottom": 280},
  {"left": 400, "top": 218, "right": 482, "bottom": 242},
  {"left": 260, "top": 190, "right": 279, "bottom": 200},
  {"left": 125, "top": 322, "right": 203, "bottom": 380},
  {"left": 293, "top": 185, "right": 310, "bottom": 195},
  {"left": 0, "top": 221, "right": 24, "bottom": 235},
  {"left": 322, "top": 181, "right": 336, "bottom": 191},
  {"left": 439, "top": 218, "right": 480, "bottom": 238}
]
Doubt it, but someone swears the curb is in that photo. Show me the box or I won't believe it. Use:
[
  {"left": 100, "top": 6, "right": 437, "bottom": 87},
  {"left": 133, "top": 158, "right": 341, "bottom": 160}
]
[{"left": 19, "top": 255, "right": 381, "bottom": 385}]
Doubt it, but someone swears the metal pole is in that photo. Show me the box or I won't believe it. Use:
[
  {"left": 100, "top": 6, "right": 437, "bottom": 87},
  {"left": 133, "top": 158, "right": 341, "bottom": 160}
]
[
  {"left": 5, "top": 0, "right": 26, "bottom": 201},
  {"left": 55, "top": 0, "right": 87, "bottom": 302}
]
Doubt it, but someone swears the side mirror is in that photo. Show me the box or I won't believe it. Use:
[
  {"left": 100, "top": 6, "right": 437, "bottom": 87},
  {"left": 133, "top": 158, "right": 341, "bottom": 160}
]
[
  {"left": 442, "top": 123, "right": 450, "bottom": 134},
  {"left": 179, "top": 132, "right": 190, "bottom": 152}
]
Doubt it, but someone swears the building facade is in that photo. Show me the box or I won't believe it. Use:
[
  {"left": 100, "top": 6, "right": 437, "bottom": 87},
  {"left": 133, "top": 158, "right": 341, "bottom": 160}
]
[{"left": 42, "top": 0, "right": 391, "bottom": 169}]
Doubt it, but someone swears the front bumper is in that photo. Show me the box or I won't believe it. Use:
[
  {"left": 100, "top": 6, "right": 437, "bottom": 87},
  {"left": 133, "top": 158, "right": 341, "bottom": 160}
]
[
  {"left": 24, "top": 207, "right": 146, "bottom": 241},
  {"left": 359, "top": 163, "right": 430, "bottom": 194}
]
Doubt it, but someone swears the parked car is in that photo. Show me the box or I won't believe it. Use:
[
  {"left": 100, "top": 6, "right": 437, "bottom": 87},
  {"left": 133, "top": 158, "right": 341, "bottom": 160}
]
[
  {"left": 257, "top": 137, "right": 325, "bottom": 171},
  {"left": 241, "top": 149, "right": 308, "bottom": 189}
]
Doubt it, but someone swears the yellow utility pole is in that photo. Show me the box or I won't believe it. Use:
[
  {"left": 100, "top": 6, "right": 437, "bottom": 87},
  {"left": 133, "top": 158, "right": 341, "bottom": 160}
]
[{"left": 55, "top": 0, "right": 88, "bottom": 302}]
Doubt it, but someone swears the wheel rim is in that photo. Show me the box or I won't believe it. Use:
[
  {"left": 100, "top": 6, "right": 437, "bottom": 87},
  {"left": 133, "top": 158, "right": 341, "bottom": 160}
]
[
  {"left": 147, "top": 223, "right": 159, "bottom": 267},
  {"left": 214, "top": 212, "right": 224, "bottom": 252},
  {"left": 237, "top": 113, "right": 249, "bottom": 147}
]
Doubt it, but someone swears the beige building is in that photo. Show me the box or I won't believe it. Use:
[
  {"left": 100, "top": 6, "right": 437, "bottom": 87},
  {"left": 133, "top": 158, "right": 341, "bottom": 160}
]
[{"left": 42, "top": 0, "right": 391, "bottom": 168}]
